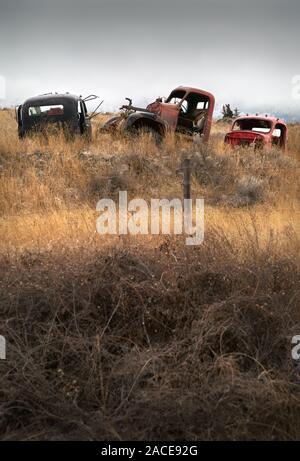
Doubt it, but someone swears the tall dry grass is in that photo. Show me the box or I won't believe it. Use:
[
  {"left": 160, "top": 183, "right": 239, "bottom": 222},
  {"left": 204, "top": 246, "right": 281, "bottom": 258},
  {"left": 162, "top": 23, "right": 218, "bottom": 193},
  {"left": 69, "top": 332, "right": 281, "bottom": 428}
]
[{"left": 0, "top": 108, "right": 299, "bottom": 440}]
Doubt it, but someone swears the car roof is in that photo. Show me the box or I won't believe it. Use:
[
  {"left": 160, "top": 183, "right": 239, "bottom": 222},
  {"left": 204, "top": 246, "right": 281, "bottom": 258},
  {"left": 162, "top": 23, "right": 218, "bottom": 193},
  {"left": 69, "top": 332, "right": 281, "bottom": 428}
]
[
  {"left": 234, "top": 115, "right": 287, "bottom": 126},
  {"left": 22, "top": 93, "right": 81, "bottom": 105},
  {"left": 171, "top": 86, "right": 215, "bottom": 101}
]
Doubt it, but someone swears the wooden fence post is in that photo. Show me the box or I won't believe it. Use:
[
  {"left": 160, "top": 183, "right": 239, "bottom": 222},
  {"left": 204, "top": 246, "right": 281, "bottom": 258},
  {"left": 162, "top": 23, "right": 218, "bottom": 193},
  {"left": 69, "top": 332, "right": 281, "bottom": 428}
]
[{"left": 182, "top": 158, "right": 191, "bottom": 200}]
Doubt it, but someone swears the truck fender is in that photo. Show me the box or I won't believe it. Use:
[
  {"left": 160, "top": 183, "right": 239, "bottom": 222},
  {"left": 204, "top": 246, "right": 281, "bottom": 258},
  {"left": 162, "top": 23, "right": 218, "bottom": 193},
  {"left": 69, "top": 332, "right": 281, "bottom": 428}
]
[{"left": 124, "top": 112, "right": 168, "bottom": 136}]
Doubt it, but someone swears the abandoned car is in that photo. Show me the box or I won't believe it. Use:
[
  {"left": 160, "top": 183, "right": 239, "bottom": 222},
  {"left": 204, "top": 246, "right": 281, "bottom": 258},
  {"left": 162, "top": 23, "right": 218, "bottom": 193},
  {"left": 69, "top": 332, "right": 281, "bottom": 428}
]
[
  {"left": 224, "top": 115, "right": 288, "bottom": 151},
  {"left": 102, "top": 86, "right": 215, "bottom": 142},
  {"left": 16, "top": 93, "right": 97, "bottom": 139}
]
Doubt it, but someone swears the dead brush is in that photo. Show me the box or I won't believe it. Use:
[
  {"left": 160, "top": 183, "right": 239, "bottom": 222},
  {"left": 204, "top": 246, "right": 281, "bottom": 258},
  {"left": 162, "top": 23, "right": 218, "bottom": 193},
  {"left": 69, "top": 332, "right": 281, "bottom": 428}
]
[
  {"left": 0, "top": 112, "right": 299, "bottom": 440},
  {"left": 0, "top": 236, "right": 299, "bottom": 440},
  {"left": 229, "top": 175, "right": 267, "bottom": 207},
  {"left": 125, "top": 153, "right": 159, "bottom": 176},
  {"left": 190, "top": 143, "right": 235, "bottom": 189}
]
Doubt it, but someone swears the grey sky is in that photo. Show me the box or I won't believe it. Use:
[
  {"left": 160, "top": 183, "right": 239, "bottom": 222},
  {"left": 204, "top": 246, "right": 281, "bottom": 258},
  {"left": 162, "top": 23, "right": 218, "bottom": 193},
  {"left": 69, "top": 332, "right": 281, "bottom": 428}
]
[{"left": 0, "top": 0, "right": 299, "bottom": 117}]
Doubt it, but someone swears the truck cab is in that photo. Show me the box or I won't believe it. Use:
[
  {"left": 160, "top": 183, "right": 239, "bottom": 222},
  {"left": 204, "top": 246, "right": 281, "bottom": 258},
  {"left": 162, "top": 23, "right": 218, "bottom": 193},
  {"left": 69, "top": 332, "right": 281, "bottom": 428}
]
[
  {"left": 146, "top": 86, "right": 215, "bottom": 141},
  {"left": 17, "top": 93, "right": 92, "bottom": 140},
  {"left": 102, "top": 86, "right": 215, "bottom": 143},
  {"left": 224, "top": 115, "right": 288, "bottom": 151}
]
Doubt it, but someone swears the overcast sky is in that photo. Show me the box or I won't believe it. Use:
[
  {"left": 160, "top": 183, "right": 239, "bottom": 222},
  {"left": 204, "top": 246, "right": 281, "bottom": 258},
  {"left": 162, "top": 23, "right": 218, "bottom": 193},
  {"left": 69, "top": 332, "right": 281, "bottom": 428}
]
[{"left": 0, "top": 0, "right": 299, "bottom": 117}]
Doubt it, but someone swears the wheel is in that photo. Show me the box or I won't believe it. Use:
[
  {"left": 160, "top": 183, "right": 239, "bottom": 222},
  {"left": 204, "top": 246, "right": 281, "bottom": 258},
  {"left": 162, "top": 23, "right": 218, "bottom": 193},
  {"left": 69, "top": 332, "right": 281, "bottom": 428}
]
[{"left": 134, "top": 125, "right": 163, "bottom": 145}]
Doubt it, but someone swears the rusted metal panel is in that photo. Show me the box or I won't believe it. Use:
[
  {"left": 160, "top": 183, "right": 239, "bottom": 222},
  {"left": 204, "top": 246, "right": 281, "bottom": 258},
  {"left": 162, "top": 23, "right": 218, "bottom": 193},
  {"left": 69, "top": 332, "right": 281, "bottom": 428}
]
[
  {"left": 102, "top": 86, "right": 215, "bottom": 143},
  {"left": 224, "top": 115, "right": 288, "bottom": 151}
]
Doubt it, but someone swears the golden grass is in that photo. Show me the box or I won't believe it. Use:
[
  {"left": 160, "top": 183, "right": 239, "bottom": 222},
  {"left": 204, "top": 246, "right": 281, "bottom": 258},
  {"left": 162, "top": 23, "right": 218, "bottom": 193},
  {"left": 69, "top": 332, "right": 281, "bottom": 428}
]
[
  {"left": 0, "top": 108, "right": 299, "bottom": 254},
  {"left": 0, "top": 108, "right": 299, "bottom": 440},
  {"left": 0, "top": 206, "right": 299, "bottom": 259}
]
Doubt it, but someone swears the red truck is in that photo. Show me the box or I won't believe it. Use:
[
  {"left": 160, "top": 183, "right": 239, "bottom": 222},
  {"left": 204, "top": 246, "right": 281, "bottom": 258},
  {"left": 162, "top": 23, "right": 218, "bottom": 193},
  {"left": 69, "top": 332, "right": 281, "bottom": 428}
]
[
  {"left": 224, "top": 115, "right": 288, "bottom": 151},
  {"left": 102, "top": 86, "right": 215, "bottom": 143}
]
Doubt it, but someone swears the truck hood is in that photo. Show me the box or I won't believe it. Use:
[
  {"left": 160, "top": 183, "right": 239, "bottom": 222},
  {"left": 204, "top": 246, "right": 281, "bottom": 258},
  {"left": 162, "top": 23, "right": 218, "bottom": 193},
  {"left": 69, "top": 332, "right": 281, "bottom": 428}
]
[{"left": 224, "top": 130, "right": 266, "bottom": 147}]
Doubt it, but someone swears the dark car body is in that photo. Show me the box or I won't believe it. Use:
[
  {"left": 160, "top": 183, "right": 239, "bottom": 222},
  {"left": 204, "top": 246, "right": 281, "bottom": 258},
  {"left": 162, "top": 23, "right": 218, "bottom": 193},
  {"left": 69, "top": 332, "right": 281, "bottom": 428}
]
[
  {"left": 224, "top": 115, "right": 288, "bottom": 151},
  {"left": 102, "top": 86, "right": 215, "bottom": 142},
  {"left": 17, "top": 93, "right": 92, "bottom": 140}
]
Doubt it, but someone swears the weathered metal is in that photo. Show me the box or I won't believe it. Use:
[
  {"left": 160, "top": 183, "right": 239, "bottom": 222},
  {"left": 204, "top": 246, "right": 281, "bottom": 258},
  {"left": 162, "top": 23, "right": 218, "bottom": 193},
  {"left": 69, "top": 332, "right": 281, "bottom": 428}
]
[
  {"left": 16, "top": 93, "right": 93, "bottom": 140},
  {"left": 102, "top": 86, "right": 215, "bottom": 143},
  {"left": 224, "top": 115, "right": 288, "bottom": 151}
]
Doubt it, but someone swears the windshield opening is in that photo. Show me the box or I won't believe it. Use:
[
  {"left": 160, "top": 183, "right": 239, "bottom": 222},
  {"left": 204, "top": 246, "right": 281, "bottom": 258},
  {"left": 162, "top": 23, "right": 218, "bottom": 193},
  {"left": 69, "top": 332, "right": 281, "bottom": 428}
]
[
  {"left": 233, "top": 118, "right": 272, "bottom": 133},
  {"left": 166, "top": 90, "right": 186, "bottom": 105},
  {"left": 28, "top": 104, "right": 64, "bottom": 117}
]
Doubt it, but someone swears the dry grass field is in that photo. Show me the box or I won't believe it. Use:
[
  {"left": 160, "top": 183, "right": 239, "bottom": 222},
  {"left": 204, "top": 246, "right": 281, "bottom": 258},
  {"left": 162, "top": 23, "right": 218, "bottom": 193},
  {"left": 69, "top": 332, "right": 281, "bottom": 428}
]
[{"left": 0, "top": 108, "right": 299, "bottom": 440}]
